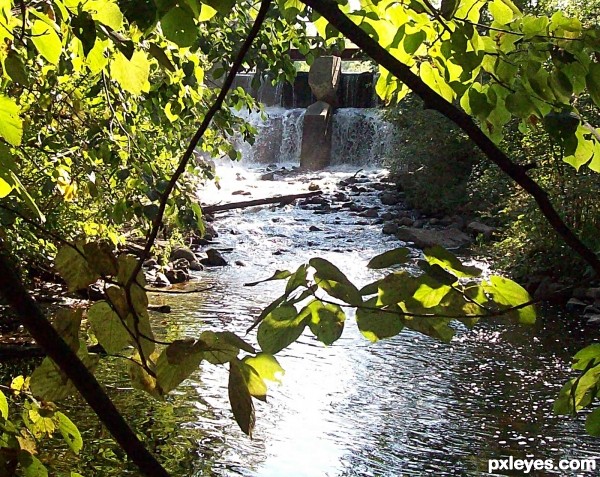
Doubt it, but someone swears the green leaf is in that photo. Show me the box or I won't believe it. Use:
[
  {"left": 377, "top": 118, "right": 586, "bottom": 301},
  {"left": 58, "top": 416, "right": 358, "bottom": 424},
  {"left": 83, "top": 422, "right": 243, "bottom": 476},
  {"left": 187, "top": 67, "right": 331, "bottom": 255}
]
[
  {"left": 155, "top": 339, "right": 205, "bottom": 393},
  {"left": 0, "top": 176, "right": 13, "bottom": 198},
  {"left": 489, "top": 0, "right": 514, "bottom": 25},
  {"left": 245, "top": 269, "right": 292, "bottom": 286},
  {"left": 377, "top": 271, "right": 419, "bottom": 305},
  {"left": 440, "top": 0, "right": 459, "bottom": 20},
  {"left": 55, "top": 412, "right": 83, "bottom": 454},
  {"left": 71, "top": 11, "right": 97, "bottom": 56},
  {"left": 402, "top": 315, "right": 455, "bottom": 342},
  {"left": 413, "top": 275, "right": 451, "bottom": 308},
  {"left": 418, "top": 262, "right": 458, "bottom": 286},
  {"left": 18, "top": 451, "right": 48, "bottom": 477},
  {"left": 85, "top": 0, "right": 124, "bottom": 30},
  {"left": 55, "top": 243, "right": 99, "bottom": 292},
  {"left": 243, "top": 353, "right": 284, "bottom": 384},
  {"left": 111, "top": 51, "right": 150, "bottom": 95},
  {"left": 586, "top": 408, "right": 600, "bottom": 436},
  {"left": 116, "top": 254, "right": 146, "bottom": 287},
  {"left": 403, "top": 31, "right": 426, "bottom": 54},
  {"left": 310, "top": 257, "right": 362, "bottom": 306},
  {"left": 356, "top": 298, "right": 404, "bottom": 342},
  {"left": 30, "top": 358, "right": 76, "bottom": 402},
  {"left": 237, "top": 359, "right": 267, "bottom": 401},
  {"left": 0, "top": 95, "right": 23, "bottom": 146},
  {"left": 161, "top": 7, "right": 197, "bottom": 47},
  {"left": 148, "top": 43, "right": 176, "bottom": 72},
  {"left": 257, "top": 305, "right": 309, "bottom": 354},
  {"left": 484, "top": 275, "right": 536, "bottom": 324},
  {"left": 83, "top": 241, "right": 118, "bottom": 276},
  {"left": 228, "top": 360, "right": 255, "bottom": 437},
  {"left": 4, "top": 51, "right": 29, "bottom": 85},
  {"left": 573, "top": 344, "right": 600, "bottom": 371},
  {"left": 303, "top": 300, "right": 345, "bottom": 345},
  {"left": 31, "top": 19, "right": 62, "bottom": 65},
  {"left": 204, "top": 0, "right": 236, "bottom": 14},
  {"left": 424, "top": 245, "right": 482, "bottom": 277},
  {"left": 198, "top": 4, "right": 218, "bottom": 21},
  {"left": 367, "top": 247, "right": 410, "bottom": 269},
  {"left": 198, "top": 330, "right": 239, "bottom": 364},
  {"left": 88, "top": 301, "right": 130, "bottom": 354},
  {"left": 0, "top": 389, "right": 8, "bottom": 419}
]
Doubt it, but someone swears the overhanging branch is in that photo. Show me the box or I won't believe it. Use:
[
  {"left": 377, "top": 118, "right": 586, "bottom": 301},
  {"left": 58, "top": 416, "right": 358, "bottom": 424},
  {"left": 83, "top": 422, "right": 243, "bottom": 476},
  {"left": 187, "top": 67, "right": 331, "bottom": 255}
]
[{"left": 301, "top": 0, "right": 600, "bottom": 277}]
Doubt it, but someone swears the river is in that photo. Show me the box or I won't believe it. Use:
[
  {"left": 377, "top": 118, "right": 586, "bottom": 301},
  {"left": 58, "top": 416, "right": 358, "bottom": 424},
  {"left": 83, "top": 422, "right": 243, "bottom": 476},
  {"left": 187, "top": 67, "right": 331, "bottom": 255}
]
[{"left": 2, "top": 108, "right": 599, "bottom": 476}]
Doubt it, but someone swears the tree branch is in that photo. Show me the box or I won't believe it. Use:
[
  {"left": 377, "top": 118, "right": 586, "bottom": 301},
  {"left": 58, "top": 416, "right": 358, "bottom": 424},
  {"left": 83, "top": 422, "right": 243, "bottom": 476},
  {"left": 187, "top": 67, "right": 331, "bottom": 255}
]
[
  {"left": 301, "top": 0, "right": 600, "bottom": 277},
  {"left": 0, "top": 250, "right": 170, "bottom": 477}
]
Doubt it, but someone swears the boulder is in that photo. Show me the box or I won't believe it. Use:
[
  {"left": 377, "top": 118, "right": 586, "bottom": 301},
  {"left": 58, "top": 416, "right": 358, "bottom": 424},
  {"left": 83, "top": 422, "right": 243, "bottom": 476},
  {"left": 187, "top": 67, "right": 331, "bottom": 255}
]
[
  {"left": 169, "top": 247, "right": 196, "bottom": 263},
  {"left": 467, "top": 221, "right": 496, "bottom": 239},
  {"left": 143, "top": 258, "right": 158, "bottom": 268},
  {"left": 189, "top": 260, "right": 204, "bottom": 271},
  {"left": 395, "top": 227, "right": 472, "bottom": 249},
  {"left": 171, "top": 258, "right": 190, "bottom": 271},
  {"left": 154, "top": 272, "right": 171, "bottom": 288},
  {"left": 566, "top": 298, "right": 588, "bottom": 312},
  {"left": 165, "top": 268, "right": 189, "bottom": 284},
  {"left": 586, "top": 314, "right": 600, "bottom": 326},
  {"left": 308, "top": 56, "right": 342, "bottom": 104},
  {"left": 260, "top": 172, "right": 275, "bottom": 181},
  {"left": 382, "top": 222, "right": 398, "bottom": 235},
  {"left": 200, "top": 248, "right": 228, "bottom": 267},
  {"left": 380, "top": 192, "right": 401, "bottom": 206}
]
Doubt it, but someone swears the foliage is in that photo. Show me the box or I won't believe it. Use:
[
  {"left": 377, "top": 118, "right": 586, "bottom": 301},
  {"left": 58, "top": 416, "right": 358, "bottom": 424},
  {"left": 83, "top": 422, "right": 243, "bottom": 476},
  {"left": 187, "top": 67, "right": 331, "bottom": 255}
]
[
  {"left": 0, "top": 379, "right": 83, "bottom": 476},
  {"left": 248, "top": 245, "right": 536, "bottom": 350},
  {"left": 384, "top": 94, "right": 483, "bottom": 215}
]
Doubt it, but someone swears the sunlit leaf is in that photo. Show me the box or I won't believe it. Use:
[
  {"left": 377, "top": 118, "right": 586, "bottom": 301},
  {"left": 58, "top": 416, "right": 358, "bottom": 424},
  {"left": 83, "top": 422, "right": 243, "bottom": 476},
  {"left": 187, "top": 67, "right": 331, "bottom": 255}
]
[
  {"left": 0, "top": 95, "right": 23, "bottom": 146},
  {"left": 310, "top": 257, "right": 362, "bottom": 306},
  {"left": 484, "top": 275, "right": 536, "bottom": 324},
  {"left": 31, "top": 19, "right": 62, "bottom": 65},
  {"left": 198, "top": 330, "right": 239, "bottom": 364},
  {"left": 257, "top": 305, "right": 308, "bottom": 354},
  {"left": 237, "top": 359, "right": 267, "bottom": 401},
  {"left": 55, "top": 243, "right": 99, "bottom": 292},
  {"left": 0, "top": 389, "right": 8, "bottom": 419},
  {"left": 356, "top": 298, "right": 403, "bottom": 342},
  {"left": 18, "top": 451, "right": 48, "bottom": 477},
  {"left": 155, "top": 339, "right": 205, "bottom": 393},
  {"left": 573, "top": 344, "right": 600, "bottom": 371},
  {"left": 424, "top": 245, "right": 482, "bottom": 277},
  {"left": 111, "top": 51, "right": 150, "bottom": 95},
  {"left": 304, "top": 299, "right": 345, "bottom": 345},
  {"left": 243, "top": 353, "right": 285, "bottom": 384}
]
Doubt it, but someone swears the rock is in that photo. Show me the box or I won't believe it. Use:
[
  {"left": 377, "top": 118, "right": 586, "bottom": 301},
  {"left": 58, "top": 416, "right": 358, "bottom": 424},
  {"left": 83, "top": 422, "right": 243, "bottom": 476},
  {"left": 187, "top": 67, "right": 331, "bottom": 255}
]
[
  {"left": 398, "top": 217, "right": 414, "bottom": 226},
  {"left": 308, "top": 56, "right": 342, "bottom": 103},
  {"left": 170, "top": 247, "right": 196, "bottom": 263},
  {"left": 380, "top": 212, "right": 394, "bottom": 221},
  {"left": 584, "top": 305, "right": 600, "bottom": 315},
  {"left": 200, "top": 248, "right": 228, "bottom": 267},
  {"left": 149, "top": 305, "right": 171, "bottom": 313},
  {"left": 334, "top": 192, "right": 348, "bottom": 201},
  {"left": 86, "top": 283, "right": 105, "bottom": 301},
  {"left": 309, "top": 225, "right": 322, "bottom": 232},
  {"left": 154, "top": 272, "right": 171, "bottom": 287},
  {"left": 235, "top": 260, "right": 245, "bottom": 266},
  {"left": 143, "top": 258, "right": 158, "bottom": 268},
  {"left": 429, "top": 218, "right": 439, "bottom": 225},
  {"left": 232, "top": 190, "right": 251, "bottom": 196},
  {"left": 308, "top": 182, "right": 320, "bottom": 191},
  {"left": 566, "top": 298, "right": 588, "bottom": 312},
  {"left": 586, "top": 314, "right": 600, "bottom": 326},
  {"left": 380, "top": 192, "right": 401, "bottom": 206},
  {"left": 412, "top": 219, "right": 426, "bottom": 228},
  {"left": 189, "top": 260, "right": 204, "bottom": 271},
  {"left": 467, "top": 221, "right": 496, "bottom": 239},
  {"left": 533, "top": 276, "right": 553, "bottom": 300},
  {"left": 395, "top": 227, "right": 472, "bottom": 249},
  {"left": 171, "top": 258, "right": 190, "bottom": 270},
  {"left": 361, "top": 208, "right": 379, "bottom": 218},
  {"left": 382, "top": 222, "right": 399, "bottom": 235},
  {"left": 260, "top": 172, "right": 275, "bottom": 181},
  {"left": 349, "top": 203, "right": 365, "bottom": 212},
  {"left": 165, "top": 268, "right": 189, "bottom": 284}
]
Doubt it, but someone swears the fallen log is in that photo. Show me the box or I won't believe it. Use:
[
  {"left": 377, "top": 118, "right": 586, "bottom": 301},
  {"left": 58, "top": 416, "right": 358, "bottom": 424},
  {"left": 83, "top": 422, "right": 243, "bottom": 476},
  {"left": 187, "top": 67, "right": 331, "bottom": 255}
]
[{"left": 202, "top": 190, "right": 322, "bottom": 214}]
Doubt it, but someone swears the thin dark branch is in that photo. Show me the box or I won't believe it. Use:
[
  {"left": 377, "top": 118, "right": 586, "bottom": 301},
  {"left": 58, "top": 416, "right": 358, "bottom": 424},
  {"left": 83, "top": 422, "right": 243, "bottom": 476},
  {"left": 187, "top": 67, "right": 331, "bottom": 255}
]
[{"left": 0, "top": 250, "right": 170, "bottom": 477}]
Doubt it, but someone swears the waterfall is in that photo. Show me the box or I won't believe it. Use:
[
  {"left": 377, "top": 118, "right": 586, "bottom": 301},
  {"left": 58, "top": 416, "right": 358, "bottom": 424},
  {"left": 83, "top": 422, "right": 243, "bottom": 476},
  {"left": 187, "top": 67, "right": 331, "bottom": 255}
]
[{"left": 236, "top": 106, "right": 395, "bottom": 166}]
